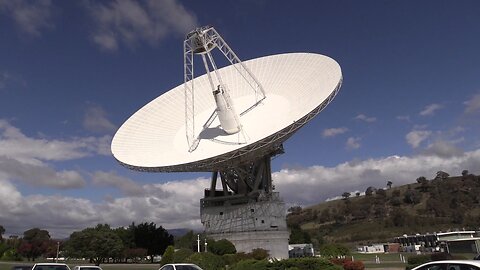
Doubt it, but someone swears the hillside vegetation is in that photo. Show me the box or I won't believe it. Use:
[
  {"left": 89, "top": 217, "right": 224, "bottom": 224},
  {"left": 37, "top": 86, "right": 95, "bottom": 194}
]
[{"left": 287, "top": 170, "right": 480, "bottom": 248}]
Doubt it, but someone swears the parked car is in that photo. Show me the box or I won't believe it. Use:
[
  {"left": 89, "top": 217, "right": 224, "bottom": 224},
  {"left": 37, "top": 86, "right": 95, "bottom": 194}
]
[
  {"left": 31, "top": 263, "right": 71, "bottom": 270},
  {"left": 72, "top": 267, "right": 102, "bottom": 270},
  {"left": 10, "top": 266, "right": 32, "bottom": 270},
  {"left": 159, "top": 264, "right": 203, "bottom": 270},
  {"left": 411, "top": 260, "right": 480, "bottom": 270}
]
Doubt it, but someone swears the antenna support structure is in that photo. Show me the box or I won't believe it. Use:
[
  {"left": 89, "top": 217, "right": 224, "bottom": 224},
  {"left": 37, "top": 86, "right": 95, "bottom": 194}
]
[{"left": 184, "top": 26, "right": 266, "bottom": 152}]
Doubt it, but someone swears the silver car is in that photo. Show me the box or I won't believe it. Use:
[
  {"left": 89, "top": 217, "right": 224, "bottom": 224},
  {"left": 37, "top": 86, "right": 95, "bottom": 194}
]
[
  {"left": 31, "top": 263, "right": 71, "bottom": 270},
  {"left": 411, "top": 260, "right": 480, "bottom": 270},
  {"left": 159, "top": 264, "right": 203, "bottom": 270},
  {"left": 72, "top": 267, "right": 103, "bottom": 270}
]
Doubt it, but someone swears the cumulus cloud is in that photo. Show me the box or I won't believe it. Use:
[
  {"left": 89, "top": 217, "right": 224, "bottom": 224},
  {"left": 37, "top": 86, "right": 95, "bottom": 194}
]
[
  {"left": 406, "top": 130, "right": 431, "bottom": 148},
  {"left": 346, "top": 137, "right": 361, "bottom": 150},
  {"left": 83, "top": 104, "right": 116, "bottom": 134},
  {"left": 422, "top": 140, "right": 464, "bottom": 158},
  {"left": 464, "top": 93, "right": 480, "bottom": 114},
  {"left": 274, "top": 149, "right": 480, "bottom": 206},
  {"left": 0, "top": 120, "right": 111, "bottom": 189},
  {"left": 322, "top": 127, "right": 348, "bottom": 138},
  {"left": 0, "top": 156, "right": 85, "bottom": 189},
  {"left": 0, "top": 0, "right": 54, "bottom": 37},
  {"left": 92, "top": 171, "right": 146, "bottom": 196},
  {"left": 0, "top": 119, "right": 111, "bottom": 165},
  {"left": 420, "top": 103, "right": 443, "bottom": 116},
  {"left": 354, "top": 114, "right": 376, "bottom": 123},
  {"left": 2, "top": 146, "right": 480, "bottom": 238},
  {"left": 85, "top": 0, "right": 197, "bottom": 51},
  {"left": 0, "top": 176, "right": 208, "bottom": 238}
]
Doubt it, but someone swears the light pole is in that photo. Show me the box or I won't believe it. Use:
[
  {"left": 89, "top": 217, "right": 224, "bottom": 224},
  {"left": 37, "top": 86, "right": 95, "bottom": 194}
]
[
  {"left": 55, "top": 242, "right": 60, "bottom": 263},
  {"left": 197, "top": 234, "right": 200, "bottom": 252}
]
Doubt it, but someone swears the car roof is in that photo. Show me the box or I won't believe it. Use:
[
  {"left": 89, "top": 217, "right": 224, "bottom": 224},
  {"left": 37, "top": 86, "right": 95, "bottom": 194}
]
[
  {"left": 414, "top": 260, "right": 480, "bottom": 268},
  {"left": 34, "top": 263, "right": 68, "bottom": 266}
]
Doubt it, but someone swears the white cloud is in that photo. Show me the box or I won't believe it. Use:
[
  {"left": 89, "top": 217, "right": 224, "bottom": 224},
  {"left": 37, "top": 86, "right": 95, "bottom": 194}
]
[
  {"left": 354, "top": 114, "right": 376, "bottom": 123},
  {"left": 86, "top": 0, "right": 197, "bottom": 51},
  {"left": 396, "top": 115, "right": 410, "bottom": 122},
  {"left": 92, "top": 171, "right": 146, "bottom": 196},
  {"left": 346, "top": 137, "right": 361, "bottom": 150},
  {"left": 420, "top": 103, "right": 443, "bottom": 116},
  {"left": 464, "top": 93, "right": 480, "bottom": 114},
  {"left": 0, "top": 119, "right": 111, "bottom": 165},
  {"left": 0, "top": 156, "right": 85, "bottom": 189},
  {"left": 406, "top": 130, "right": 431, "bottom": 148},
  {"left": 0, "top": 0, "right": 54, "bottom": 37},
  {"left": 274, "top": 149, "right": 480, "bottom": 206},
  {"left": 0, "top": 176, "right": 208, "bottom": 238},
  {"left": 2, "top": 147, "right": 480, "bottom": 238},
  {"left": 322, "top": 127, "right": 348, "bottom": 138},
  {"left": 83, "top": 104, "right": 116, "bottom": 134},
  {"left": 0, "top": 120, "right": 111, "bottom": 189},
  {"left": 422, "top": 140, "right": 464, "bottom": 158}
]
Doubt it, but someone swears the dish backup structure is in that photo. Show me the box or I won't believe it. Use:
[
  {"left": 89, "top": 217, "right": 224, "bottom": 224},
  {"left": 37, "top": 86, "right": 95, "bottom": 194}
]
[{"left": 111, "top": 26, "right": 343, "bottom": 259}]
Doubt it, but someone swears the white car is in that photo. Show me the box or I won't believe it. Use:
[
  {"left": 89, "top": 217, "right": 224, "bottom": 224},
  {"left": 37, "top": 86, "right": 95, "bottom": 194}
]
[
  {"left": 411, "top": 260, "right": 480, "bottom": 270},
  {"left": 72, "top": 267, "right": 103, "bottom": 270},
  {"left": 31, "top": 263, "right": 71, "bottom": 270},
  {"left": 159, "top": 264, "right": 203, "bottom": 270}
]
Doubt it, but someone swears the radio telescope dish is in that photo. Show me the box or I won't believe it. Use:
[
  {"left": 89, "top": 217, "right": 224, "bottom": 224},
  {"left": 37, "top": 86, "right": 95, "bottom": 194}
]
[
  {"left": 112, "top": 26, "right": 342, "bottom": 259},
  {"left": 112, "top": 53, "right": 342, "bottom": 172}
]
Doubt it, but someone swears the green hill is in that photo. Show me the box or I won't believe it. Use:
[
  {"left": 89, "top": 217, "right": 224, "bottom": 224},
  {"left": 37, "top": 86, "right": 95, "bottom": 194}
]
[{"left": 286, "top": 171, "right": 480, "bottom": 248}]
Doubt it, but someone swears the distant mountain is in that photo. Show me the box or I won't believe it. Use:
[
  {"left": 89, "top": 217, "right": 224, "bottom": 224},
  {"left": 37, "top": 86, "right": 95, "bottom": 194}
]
[
  {"left": 286, "top": 171, "right": 480, "bottom": 247},
  {"left": 167, "top": 228, "right": 201, "bottom": 237}
]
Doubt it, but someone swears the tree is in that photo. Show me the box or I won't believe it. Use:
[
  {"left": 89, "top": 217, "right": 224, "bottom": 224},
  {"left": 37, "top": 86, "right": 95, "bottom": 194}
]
[
  {"left": 462, "top": 170, "right": 469, "bottom": 177},
  {"left": 355, "top": 192, "right": 360, "bottom": 197},
  {"left": 0, "top": 225, "right": 4, "bottom": 241},
  {"left": 289, "top": 225, "right": 311, "bottom": 244},
  {"left": 133, "top": 222, "right": 174, "bottom": 263},
  {"left": 18, "top": 228, "right": 51, "bottom": 261},
  {"left": 435, "top": 171, "right": 449, "bottom": 180},
  {"left": 288, "top": 206, "right": 302, "bottom": 214},
  {"left": 65, "top": 224, "right": 123, "bottom": 266},
  {"left": 416, "top": 176, "right": 430, "bottom": 192},
  {"left": 342, "top": 192, "right": 351, "bottom": 200},
  {"left": 175, "top": 230, "right": 198, "bottom": 250},
  {"left": 208, "top": 239, "right": 236, "bottom": 255},
  {"left": 404, "top": 189, "right": 421, "bottom": 204},
  {"left": 387, "top": 181, "right": 393, "bottom": 189},
  {"left": 365, "top": 187, "right": 375, "bottom": 196},
  {"left": 320, "top": 243, "right": 349, "bottom": 257}
]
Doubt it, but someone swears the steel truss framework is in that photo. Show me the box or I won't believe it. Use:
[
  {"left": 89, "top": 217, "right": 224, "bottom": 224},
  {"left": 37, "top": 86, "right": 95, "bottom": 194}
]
[
  {"left": 184, "top": 26, "right": 266, "bottom": 152},
  {"left": 118, "top": 77, "right": 342, "bottom": 173}
]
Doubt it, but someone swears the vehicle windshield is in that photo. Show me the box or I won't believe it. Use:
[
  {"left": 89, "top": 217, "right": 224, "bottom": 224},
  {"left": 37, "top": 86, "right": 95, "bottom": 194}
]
[
  {"left": 33, "top": 265, "right": 69, "bottom": 270},
  {"left": 176, "top": 265, "right": 202, "bottom": 270}
]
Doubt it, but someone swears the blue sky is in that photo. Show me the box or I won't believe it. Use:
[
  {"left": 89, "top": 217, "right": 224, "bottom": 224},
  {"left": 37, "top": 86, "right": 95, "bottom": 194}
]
[{"left": 1, "top": 0, "right": 480, "bottom": 238}]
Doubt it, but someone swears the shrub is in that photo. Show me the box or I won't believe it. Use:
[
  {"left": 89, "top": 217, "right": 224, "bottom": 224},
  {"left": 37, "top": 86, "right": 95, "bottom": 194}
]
[
  {"left": 187, "top": 252, "right": 225, "bottom": 270},
  {"left": 272, "top": 257, "right": 342, "bottom": 270},
  {"left": 229, "top": 259, "right": 269, "bottom": 270},
  {"left": 173, "top": 248, "right": 194, "bottom": 263},
  {"left": 342, "top": 260, "right": 365, "bottom": 270},
  {"left": 160, "top": 245, "right": 174, "bottom": 266},
  {"left": 407, "top": 254, "right": 430, "bottom": 265}
]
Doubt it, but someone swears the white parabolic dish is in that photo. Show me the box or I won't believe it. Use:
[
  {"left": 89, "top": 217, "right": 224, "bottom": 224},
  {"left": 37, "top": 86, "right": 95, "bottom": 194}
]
[{"left": 112, "top": 53, "right": 342, "bottom": 172}]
